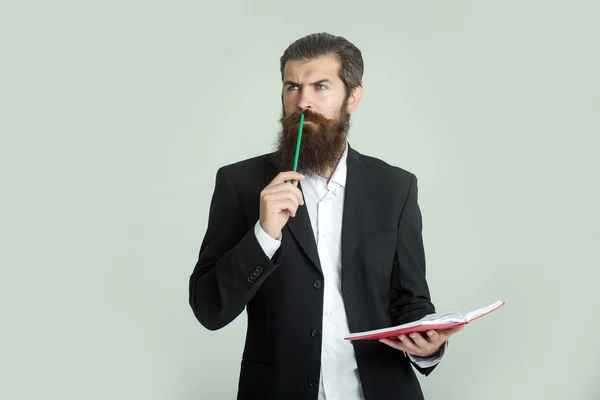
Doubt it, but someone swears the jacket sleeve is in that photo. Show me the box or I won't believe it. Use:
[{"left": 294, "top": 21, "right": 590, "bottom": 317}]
[
  {"left": 189, "top": 167, "right": 282, "bottom": 331},
  {"left": 389, "top": 172, "right": 440, "bottom": 376}
]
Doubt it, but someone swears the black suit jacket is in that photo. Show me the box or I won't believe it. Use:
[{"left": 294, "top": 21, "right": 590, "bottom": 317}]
[{"left": 189, "top": 145, "right": 439, "bottom": 400}]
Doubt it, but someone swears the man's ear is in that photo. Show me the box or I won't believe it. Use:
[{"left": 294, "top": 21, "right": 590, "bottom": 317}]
[{"left": 346, "top": 86, "right": 363, "bottom": 115}]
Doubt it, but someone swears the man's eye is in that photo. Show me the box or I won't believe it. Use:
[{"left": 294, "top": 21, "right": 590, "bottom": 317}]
[
  {"left": 317, "top": 84, "right": 327, "bottom": 90},
  {"left": 287, "top": 85, "right": 298, "bottom": 91}
]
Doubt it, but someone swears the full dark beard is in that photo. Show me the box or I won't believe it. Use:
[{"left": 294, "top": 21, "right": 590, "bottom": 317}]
[{"left": 272, "top": 106, "right": 350, "bottom": 177}]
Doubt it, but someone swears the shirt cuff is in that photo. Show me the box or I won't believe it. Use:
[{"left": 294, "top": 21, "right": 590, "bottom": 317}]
[
  {"left": 407, "top": 340, "right": 448, "bottom": 368},
  {"left": 254, "top": 220, "right": 281, "bottom": 259}
]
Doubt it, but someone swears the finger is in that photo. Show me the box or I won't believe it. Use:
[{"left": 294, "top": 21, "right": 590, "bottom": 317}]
[
  {"left": 262, "top": 184, "right": 304, "bottom": 205},
  {"left": 269, "top": 172, "right": 305, "bottom": 187},
  {"left": 379, "top": 338, "right": 408, "bottom": 352},
  {"left": 264, "top": 190, "right": 300, "bottom": 210},
  {"left": 437, "top": 325, "right": 464, "bottom": 338},
  {"left": 262, "top": 182, "right": 303, "bottom": 200},
  {"left": 425, "top": 330, "right": 440, "bottom": 343},
  {"left": 408, "top": 332, "right": 432, "bottom": 349},
  {"left": 291, "top": 182, "right": 304, "bottom": 205},
  {"left": 293, "top": 185, "right": 304, "bottom": 205},
  {"left": 273, "top": 199, "right": 299, "bottom": 217},
  {"left": 397, "top": 335, "right": 419, "bottom": 354}
]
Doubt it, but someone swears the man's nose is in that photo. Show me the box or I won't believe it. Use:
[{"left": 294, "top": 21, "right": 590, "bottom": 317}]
[
  {"left": 297, "top": 105, "right": 311, "bottom": 115},
  {"left": 297, "top": 92, "right": 313, "bottom": 112}
]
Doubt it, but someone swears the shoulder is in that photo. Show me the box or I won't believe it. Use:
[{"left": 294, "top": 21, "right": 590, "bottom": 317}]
[
  {"left": 351, "top": 146, "right": 416, "bottom": 184},
  {"left": 210, "top": 152, "right": 278, "bottom": 199},
  {"left": 216, "top": 152, "right": 275, "bottom": 179}
]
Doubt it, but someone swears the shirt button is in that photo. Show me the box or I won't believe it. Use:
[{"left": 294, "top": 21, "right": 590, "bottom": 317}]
[
  {"left": 311, "top": 329, "right": 320, "bottom": 338},
  {"left": 313, "top": 280, "right": 323, "bottom": 289},
  {"left": 309, "top": 378, "right": 319, "bottom": 387}
]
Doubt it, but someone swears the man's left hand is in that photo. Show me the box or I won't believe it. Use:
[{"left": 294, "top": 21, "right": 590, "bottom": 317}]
[{"left": 379, "top": 326, "right": 464, "bottom": 357}]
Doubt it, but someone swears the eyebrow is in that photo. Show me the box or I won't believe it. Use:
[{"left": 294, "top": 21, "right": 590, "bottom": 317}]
[{"left": 284, "top": 78, "right": 333, "bottom": 87}]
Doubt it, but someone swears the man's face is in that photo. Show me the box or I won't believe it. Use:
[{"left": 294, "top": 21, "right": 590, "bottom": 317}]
[
  {"left": 282, "top": 55, "right": 348, "bottom": 120},
  {"left": 273, "top": 55, "right": 362, "bottom": 176}
]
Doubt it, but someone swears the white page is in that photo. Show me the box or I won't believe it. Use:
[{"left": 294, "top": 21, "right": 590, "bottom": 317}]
[
  {"left": 418, "top": 311, "right": 465, "bottom": 325},
  {"left": 462, "top": 300, "right": 504, "bottom": 322}
]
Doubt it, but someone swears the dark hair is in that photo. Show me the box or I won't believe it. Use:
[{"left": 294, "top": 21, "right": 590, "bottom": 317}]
[{"left": 280, "top": 33, "right": 364, "bottom": 99}]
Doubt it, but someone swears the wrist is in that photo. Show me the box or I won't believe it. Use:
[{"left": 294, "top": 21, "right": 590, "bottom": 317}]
[{"left": 260, "top": 222, "right": 281, "bottom": 240}]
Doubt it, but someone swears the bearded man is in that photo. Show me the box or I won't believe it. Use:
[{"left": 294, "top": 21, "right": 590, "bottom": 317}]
[{"left": 189, "top": 32, "right": 461, "bottom": 400}]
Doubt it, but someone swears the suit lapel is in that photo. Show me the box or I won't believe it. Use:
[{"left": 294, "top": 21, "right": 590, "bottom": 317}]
[
  {"left": 266, "top": 153, "right": 322, "bottom": 274},
  {"left": 286, "top": 189, "right": 322, "bottom": 273},
  {"left": 341, "top": 145, "right": 369, "bottom": 273}
]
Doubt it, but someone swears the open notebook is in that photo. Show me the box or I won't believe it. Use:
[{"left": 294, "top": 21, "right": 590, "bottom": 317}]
[{"left": 344, "top": 300, "right": 505, "bottom": 341}]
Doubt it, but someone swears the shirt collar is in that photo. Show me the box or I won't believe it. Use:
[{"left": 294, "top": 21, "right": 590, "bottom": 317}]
[{"left": 328, "top": 141, "right": 348, "bottom": 188}]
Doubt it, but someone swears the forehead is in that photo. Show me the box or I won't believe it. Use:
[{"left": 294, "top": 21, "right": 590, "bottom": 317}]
[{"left": 283, "top": 55, "right": 342, "bottom": 83}]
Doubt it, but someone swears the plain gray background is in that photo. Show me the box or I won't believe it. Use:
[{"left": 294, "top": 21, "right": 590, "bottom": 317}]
[{"left": 1, "top": 0, "right": 599, "bottom": 399}]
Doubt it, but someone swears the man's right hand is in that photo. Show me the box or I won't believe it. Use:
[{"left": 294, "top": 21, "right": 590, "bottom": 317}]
[{"left": 259, "top": 172, "right": 305, "bottom": 240}]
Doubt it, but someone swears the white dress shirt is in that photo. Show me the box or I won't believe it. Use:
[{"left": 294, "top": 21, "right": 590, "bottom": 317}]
[{"left": 253, "top": 143, "right": 444, "bottom": 399}]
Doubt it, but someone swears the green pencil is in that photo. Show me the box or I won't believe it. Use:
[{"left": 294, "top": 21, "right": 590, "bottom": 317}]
[{"left": 291, "top": 113, "right": 304, "bottom": 183}]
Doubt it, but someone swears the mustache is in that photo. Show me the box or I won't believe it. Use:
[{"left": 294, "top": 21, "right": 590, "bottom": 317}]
[{"left": 282, "top": 109, "right": 330, "bottom": 125}]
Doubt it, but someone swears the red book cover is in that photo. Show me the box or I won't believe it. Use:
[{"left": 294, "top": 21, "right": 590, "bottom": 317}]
[{"left": 344, "top": 300, "right": 505, "bottom": 341}]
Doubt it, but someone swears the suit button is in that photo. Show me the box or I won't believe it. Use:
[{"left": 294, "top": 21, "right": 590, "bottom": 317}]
[
  {"left": 255, "top": 266, "right": 263, "bottom": 273},
  {"left": 313, "top": 280, "right": 323, "bottom": 289},
  {"left": 309, "top": 378, "right": 319, "bottom": 387},
  {"left": 311, "top": 329, "right": 320, "bottom": 338},
  {"left": 246, "top": 276, "right": 254, "bottom": 283}
]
